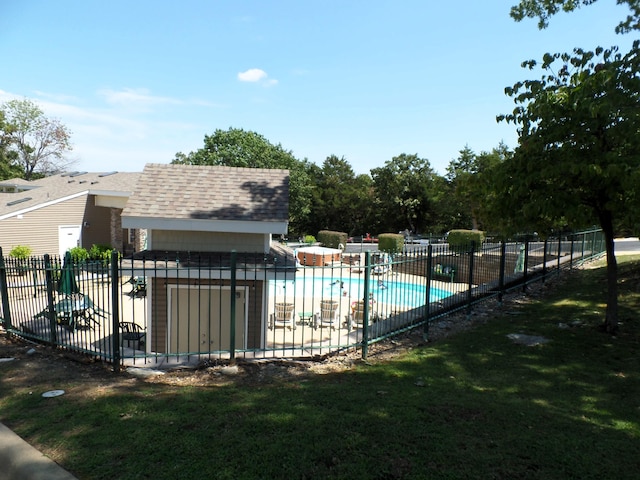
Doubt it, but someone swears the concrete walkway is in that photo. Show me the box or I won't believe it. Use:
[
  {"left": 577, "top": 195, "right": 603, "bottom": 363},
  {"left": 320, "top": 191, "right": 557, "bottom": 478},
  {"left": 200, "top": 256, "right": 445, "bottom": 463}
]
[{"left": 0, "top": 422, "right": 78, "bottom": 479}]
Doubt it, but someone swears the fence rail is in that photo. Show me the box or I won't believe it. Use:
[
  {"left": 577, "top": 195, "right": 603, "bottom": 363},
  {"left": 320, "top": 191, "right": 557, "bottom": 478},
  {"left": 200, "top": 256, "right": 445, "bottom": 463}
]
[{"left": 0, "top": 228, "right": 605, "bottom": 368}]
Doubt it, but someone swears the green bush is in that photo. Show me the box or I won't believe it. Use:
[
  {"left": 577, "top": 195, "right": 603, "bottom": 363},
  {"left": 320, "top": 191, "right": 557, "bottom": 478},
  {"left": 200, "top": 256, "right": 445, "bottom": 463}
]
[
  {"left": 88, "top": 244, "right": 116, "bottom": 266},
  {"left": 9, "top": 245, "right": 32, "bottom": 260},
  {"left": 68, "top": 247, "right": 89, "bottom": 263},
  {"left": 304, "top": 235, "right": 316, "bottom": 245},
  {"left": 378, "top": 233, "right": 404, "bottom": 253},
  {"left": 447, "top": 229, "right": 485, "bottom": 254},
  {"left": 317, "top": 230, "right": 348, "bottom": 249}
]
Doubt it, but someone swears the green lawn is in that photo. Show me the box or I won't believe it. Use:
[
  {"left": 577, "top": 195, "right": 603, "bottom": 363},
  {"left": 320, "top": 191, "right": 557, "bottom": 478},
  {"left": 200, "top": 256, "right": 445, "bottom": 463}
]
[{"left": 1, "top": 256, "right": 639, "bottom": 479}]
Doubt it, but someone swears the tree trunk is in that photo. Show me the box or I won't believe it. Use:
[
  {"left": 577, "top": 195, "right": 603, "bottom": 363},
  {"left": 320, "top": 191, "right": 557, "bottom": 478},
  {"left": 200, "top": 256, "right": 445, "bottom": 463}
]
[{"left": 600, "top": 211, "right": 618, "bottom": 333}]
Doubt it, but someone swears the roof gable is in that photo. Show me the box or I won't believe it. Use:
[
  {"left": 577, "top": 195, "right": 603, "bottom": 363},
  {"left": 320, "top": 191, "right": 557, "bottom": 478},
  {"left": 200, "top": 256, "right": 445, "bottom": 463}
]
[{"left": 121, "top": 164, "right": 289, "bottom": 233}]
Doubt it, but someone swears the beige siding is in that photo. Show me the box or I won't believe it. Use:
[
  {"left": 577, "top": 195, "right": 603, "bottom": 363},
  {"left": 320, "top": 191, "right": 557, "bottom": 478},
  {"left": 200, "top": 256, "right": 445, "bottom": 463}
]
[
  {"left": 0, "top": 196, "right": 88, "bottom": 256},
  {"left": 152, "top": 230, "right": 266, "bottom": 253},
  {"left": 0, "top": 194, "right": 122, "bottom": 257}
]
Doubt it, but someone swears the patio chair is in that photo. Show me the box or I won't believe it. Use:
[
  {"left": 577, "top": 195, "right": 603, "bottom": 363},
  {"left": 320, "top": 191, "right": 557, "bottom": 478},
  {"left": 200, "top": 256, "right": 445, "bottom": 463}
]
[
  {"left": 120, "top": 322, "right": 146, "bottom": 350},
  {"left": 314, "top": 299, "right": 340, "bottom": 330},
  {"left": 348, "top": 299, "right": 380, "bottom": 329},
  {"left": 269, "top": 302, "right": 296, "bottom": 330}
]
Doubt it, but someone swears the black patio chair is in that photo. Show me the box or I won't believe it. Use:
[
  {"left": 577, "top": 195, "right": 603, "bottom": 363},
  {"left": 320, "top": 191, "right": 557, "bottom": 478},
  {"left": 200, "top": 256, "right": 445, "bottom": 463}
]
[{"left": 120, "top": 322, "right": 146, "bottom": 350}]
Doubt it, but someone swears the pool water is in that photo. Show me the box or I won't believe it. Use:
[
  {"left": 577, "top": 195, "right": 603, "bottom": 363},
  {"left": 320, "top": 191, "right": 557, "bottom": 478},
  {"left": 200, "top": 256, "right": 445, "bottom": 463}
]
[{"left": 270, "top": 276, "right": 453, "bottom": 309}]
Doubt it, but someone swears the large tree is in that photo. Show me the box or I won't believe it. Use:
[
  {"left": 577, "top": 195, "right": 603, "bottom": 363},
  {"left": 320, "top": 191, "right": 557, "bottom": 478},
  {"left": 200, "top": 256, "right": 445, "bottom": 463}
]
[
  {"left": 446, "top": 144, "right": 511, "bottom": 231},
  {"left": 0, "top": 99, "right": 73, "bottom": 180},
  {"left": 370, "top": 154, "right": 439, "bottom": 234},
  {"left": 173, "top": 128, "right": 313, "bottom": 236},
  {"left": 496, "top": 43, "right": 640, "bottom": 333},
  {"left": 0, "top": 110, "right": 22, "bottom": 180},
  {"left": 306, "top": 155, "right": 375, "bottom": 236}
]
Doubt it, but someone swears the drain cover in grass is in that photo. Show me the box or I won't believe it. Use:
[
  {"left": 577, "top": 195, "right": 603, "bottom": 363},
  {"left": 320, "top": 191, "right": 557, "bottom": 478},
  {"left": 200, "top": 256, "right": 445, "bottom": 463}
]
[{"left": 42, "top": 390, "right": 65, "bottom": 398}]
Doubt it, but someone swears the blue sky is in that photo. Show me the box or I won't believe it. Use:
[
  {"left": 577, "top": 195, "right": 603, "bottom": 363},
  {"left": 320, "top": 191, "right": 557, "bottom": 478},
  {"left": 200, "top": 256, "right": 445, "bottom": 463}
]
[{"left": 0, "top": 1, "right": 634, "bottom": 175}]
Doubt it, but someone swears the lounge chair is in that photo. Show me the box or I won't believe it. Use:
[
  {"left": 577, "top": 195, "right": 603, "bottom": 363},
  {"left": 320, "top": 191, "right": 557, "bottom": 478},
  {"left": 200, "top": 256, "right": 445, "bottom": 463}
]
[
  {"left": 269, "top": 302, "right": 296, "bottom": 330},
  {"left": 348, "top": 299, "right": 383, "bottom": 329},
  {"left": 314, "top": 300, "right": 340, "bottom": 330}
]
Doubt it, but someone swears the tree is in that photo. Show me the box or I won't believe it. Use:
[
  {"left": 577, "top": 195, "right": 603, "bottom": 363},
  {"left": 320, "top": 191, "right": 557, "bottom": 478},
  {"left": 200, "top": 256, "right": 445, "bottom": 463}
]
[
  {"left": 0, "top": 99, "right": 73, "bottom": 180},
  {"left": 0, "top": 110, "right": 21, "bottom": 180},
  {"left": 173, "top": 128, "right": 313, "bottom": 236},
  {"left": 370, "top": 154, "right": 439, "bottom": 234},
  {"left": 510, "top": 0, "right": 640, "bottom": 33},
  {"left": 447, "top": 143, "right": 511, "bottom": 231},
  {"left": 496, "top": 43, "right": 640, "bottom": 333},
  {"left": 306, "top": 155, "right": 375, "bottom": 236}
]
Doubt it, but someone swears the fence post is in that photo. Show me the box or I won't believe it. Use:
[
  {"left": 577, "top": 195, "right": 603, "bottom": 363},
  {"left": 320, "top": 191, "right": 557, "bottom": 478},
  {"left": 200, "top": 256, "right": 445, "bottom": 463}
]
[
  {"left": 0, "top": 247, "right": 12, "bottom": 330},
  {"left": 522, "top": 239, "right": 530, "bottom": 292},
  {"left": 569, "top": 233, "right": 575, "bottom": 269},
  {"left": 43, "top": 255, "right": 57, "bottom": 345},
  {"left": 111, "top": 250, "right": 121, "bottom": 372},
  {"left": 230, "top": 250, "right": 237, "bottom": 361},
  {"left": 361, "top": 251, "right": 371, "bottom": 360},
  {"left": 542, "top": 238, "right": 548, "bottom": 282},
  {"left": 423, "top": 245, "right": 433, "bottom": 341},
  {"left": 557, "top": 236, "right": 562, "bottom": 273},
  {"left": 466, "top": 242, "right": 475, "bottom": 314},
  {"left": 498, "top": 241, "right": 506, "bottom": 304}
]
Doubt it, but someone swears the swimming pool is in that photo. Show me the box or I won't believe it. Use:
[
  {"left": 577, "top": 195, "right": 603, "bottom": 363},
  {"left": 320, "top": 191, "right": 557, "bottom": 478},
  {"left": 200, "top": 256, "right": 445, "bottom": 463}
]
[{"left": 269, "top": 276, "right": 453, "bottom": 309}]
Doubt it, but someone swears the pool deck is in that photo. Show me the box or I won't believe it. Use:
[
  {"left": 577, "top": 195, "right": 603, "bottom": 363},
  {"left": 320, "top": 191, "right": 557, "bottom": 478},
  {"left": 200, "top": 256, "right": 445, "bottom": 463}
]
[{"left": 6, "top": 264, "right": 467, "bottom": 366}]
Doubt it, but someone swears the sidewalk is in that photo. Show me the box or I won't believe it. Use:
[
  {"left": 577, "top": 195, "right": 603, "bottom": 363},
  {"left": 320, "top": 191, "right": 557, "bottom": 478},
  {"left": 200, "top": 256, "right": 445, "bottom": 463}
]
[{"left": 0, "top": 422, "right": 78, "bottom": 480}]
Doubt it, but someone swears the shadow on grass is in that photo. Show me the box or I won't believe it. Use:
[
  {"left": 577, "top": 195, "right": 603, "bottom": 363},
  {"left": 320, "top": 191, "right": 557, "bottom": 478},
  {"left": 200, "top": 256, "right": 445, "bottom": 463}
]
[{"left": 1, "top": 257, "right": 639, "bottom": 479}]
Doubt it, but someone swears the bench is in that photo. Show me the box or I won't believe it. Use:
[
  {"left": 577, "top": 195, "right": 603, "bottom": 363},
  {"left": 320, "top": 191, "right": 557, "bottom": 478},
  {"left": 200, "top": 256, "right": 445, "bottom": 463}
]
[{"left": 432, "top": 264, "right": 456, "bottom": 282}]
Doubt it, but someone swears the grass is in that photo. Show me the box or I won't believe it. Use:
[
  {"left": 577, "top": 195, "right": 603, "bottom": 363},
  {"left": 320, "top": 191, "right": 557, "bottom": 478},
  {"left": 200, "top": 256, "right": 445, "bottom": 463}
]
[{"left": 2, "top": 256, "right": 640, "bottom": 479}]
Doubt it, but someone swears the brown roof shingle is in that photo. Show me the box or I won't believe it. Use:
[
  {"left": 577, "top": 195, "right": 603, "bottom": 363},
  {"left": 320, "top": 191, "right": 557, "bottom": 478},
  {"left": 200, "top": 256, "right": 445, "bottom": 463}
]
[{"left": 122, "top": 163, "right": 289, "bottom": 222}]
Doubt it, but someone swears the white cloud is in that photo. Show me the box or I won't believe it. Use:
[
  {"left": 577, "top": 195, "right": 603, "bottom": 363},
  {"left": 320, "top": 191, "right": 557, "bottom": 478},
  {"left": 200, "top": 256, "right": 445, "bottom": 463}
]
[
  {"left": 237, "top": 68, "right": 278, "bottom": 87},
  {"left": 97, "top": 88, "right": 182, "bottom": 107},
  {"left": 238, "top": 68, "right": 268, "bottom": 82}
]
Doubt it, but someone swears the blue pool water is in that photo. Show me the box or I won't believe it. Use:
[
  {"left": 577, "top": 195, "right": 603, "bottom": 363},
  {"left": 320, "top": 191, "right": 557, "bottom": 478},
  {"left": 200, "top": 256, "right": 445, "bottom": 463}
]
[{"left": 270, "top": 276, "right": 453, "bottom": 309}]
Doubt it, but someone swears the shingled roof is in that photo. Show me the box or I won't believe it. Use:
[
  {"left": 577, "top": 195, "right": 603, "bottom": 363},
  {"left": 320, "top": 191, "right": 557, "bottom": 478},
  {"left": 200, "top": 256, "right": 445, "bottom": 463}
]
[
  {"left": 121, "top": 163, "right": 289, "bottom": 233},
  {"left": 0, "top": 171, "right": 141, "bottom": 219}
]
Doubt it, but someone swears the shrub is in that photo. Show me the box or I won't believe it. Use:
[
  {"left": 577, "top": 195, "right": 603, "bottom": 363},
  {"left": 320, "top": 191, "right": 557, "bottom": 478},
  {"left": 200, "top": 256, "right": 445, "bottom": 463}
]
[
  {"left": 88, "top": 244, "right": 117, "bottom": 266},
  {"left": 317, "top": 230, "right": 348, "bottom": 249},
  {"left": 9, "top": 245, "right": 32, "bottom": 260},
  {"left": 447, "top": 229, "right": 485, "bottom": 254},
  {"left": 68, "top": 247, "right": 89, "bottom": 263},
  {"left": 378, "top": 233, "right": 404, "bottom": 253},
  {"left": 304, "top": 235, "right": 316, "bottom": 245}
]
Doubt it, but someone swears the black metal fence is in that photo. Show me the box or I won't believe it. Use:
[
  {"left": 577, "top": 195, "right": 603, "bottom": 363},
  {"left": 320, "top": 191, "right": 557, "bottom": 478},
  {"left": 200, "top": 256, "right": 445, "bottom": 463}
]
[{"left": 0, "top": 228, "right": 605, "bottom": 368}]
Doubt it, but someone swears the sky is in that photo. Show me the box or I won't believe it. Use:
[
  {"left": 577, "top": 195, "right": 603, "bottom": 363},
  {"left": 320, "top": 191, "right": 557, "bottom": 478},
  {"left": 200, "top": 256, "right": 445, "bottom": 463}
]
[{"left": 0, "top": 0, "right": 635, "bottom": 176}]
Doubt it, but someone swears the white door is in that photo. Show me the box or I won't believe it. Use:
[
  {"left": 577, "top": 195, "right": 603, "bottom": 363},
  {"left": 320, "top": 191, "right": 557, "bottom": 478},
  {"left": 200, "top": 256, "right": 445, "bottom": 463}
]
[{"left": 58, "top": 225, "right": 82, "bottom": 258}]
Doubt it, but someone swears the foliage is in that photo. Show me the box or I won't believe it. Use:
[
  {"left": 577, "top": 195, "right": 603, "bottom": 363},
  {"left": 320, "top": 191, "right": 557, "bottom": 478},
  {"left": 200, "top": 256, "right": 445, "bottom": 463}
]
[
  {"left": 68, "top": 247, "right": 89, "bottom": 263},
  {"left": 370, "top": 154, "right": 440, "bottom": 234},
  {"left": 446, "top": 143, "right": 511, "bottom": 231},
  {"left": 496, "top": 42, "right": 640, "bottom": 332},
  {"left": 0, "top": 99, "right": 74, "bottom": 180},
  {"left": 510, "top": 0, "right": 640, "bottom": 33},
  {"left": 89, "top": 244, "right": 116, "bottom": 266},
  {"left": 317, "top": 230, "right": 348, "bottom": 249},
  {"left": 377, "top": 233, "right": 404, "bottom": 253},
  {"left": 306, "top": 155, "right": 376, "bottom": 236},
  {"left": 0, "top": 110, "right": 22, "bottom": 181},
  {"left": 447, "top": 229, "right": 485, "bottom": 254},
  {"left": 8, "top": 245, "right": 31, "bottom": 259},
  {"left": 304, "top": 235, "right": 316, "bottom": 244},
  {"left": 172, "top": 128, "right": 313, "bottom": 236}
]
